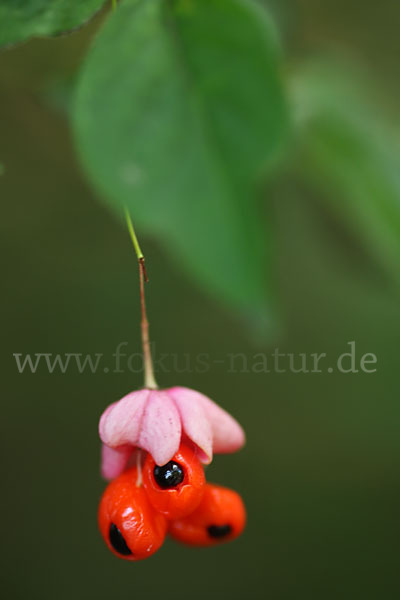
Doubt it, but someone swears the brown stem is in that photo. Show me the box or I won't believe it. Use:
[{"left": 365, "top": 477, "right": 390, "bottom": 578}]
[{"left": 139, "top": 257, "right": 158, "bottom": 390}]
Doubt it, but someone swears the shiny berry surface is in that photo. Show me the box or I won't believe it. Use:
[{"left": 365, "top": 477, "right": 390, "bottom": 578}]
[
  {"left": 168, "top": 483, "right": 246, "bottom": 546},
  {"left": 98, "top": 466, "right": 167, "bottom": 560},
  {"left": 143, "top": 444, "right": 205, "bottom": 519}
]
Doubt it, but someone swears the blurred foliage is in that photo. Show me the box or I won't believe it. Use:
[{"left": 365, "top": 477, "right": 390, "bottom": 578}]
[
  {"left": 0, "top": 0, "right": 106, "bottom": 48},
  {"left": 291, "top": 59, "right": 400, "bottom": 287},
  {"left": 2, "top": 0, "right": 400, "bottom": 326},
  {"left": 73, "top": 0, "right": 287, "bottom": 321}
]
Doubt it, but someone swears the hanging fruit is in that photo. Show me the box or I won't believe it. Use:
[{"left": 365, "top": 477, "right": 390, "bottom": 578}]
[{"left": 97, "top": 210, "right": 246, "bottom": 560}]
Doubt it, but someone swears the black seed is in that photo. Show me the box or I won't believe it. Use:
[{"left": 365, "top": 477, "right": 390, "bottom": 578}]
[
  {"left": 153, "top": 461, "right": 184, "bottom": 488},
  {"left": 207, "top": 524, "right": 232, "bottom": 538},
  {"left": 109, "top": 523, "right": 132, "bottom": 556}
]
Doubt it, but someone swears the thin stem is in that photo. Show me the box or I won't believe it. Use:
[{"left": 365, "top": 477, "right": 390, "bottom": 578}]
[
  {"left": 111, "top": 0, "right": 117, "bottom": 10},
  {"left": 138, "top": 257, "right": 157, "bottom": 389},
  {"left": 125, "top": 208, "right": 158, "bottom": 390},
  {"left": 125, "top": 207, "right": 144, "bottom": 260}
]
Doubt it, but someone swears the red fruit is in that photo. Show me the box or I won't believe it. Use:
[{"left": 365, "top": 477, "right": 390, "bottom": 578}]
[
  {"left": 168, "top": 483, "right": 246, "bottom": 546},
  {"left": 142, "top": 444, "right": 205, "bottom": 519},
  {"left": 98, "top": 466, "right": 167, "bottom": 560}
]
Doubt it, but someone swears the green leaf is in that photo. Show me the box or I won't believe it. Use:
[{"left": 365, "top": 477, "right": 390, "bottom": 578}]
[
  {"left": 291, "top": 59, "right": 400, "bottom": 283},
  {"left": 0, "top": 0, "right": 106, "bottom": 48},
  {"left": 73, "top": 0, "right": 287, "bottom": 320}
]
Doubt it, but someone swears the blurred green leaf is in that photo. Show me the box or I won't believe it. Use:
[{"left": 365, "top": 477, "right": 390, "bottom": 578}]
[
  {"left": 291, "top": 59, "right": 400, "bottom": 282},
  {"left": 73, "top": 0, "right": 287, "bottom": 320},
  {"left": 0, "top": 0, "right": 106, "bottom": 48}
]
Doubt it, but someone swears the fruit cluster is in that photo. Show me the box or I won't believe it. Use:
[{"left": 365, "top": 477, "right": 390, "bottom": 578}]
[{"left": 98, "top": 443, "right": 246, "bottom": 560}]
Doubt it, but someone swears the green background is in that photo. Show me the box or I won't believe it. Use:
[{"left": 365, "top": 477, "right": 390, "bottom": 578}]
[{"left": 1, "top": 1, "right": 400, "bottom": 598}]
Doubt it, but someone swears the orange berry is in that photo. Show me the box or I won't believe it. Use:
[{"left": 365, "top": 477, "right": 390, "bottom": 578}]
[
  {"left": 98, "top": 466, "right": 167, "bottom": 560},
  {"left": 168, "top": 483, "right": 246, "bottom": 546},
  {"left": 142, "top": 444, "right": 205, "bottom": 519}
]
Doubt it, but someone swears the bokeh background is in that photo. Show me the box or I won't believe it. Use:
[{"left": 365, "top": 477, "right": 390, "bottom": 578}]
[{"left": 1, "top": 1, "right": 400, "bottom": 599}]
